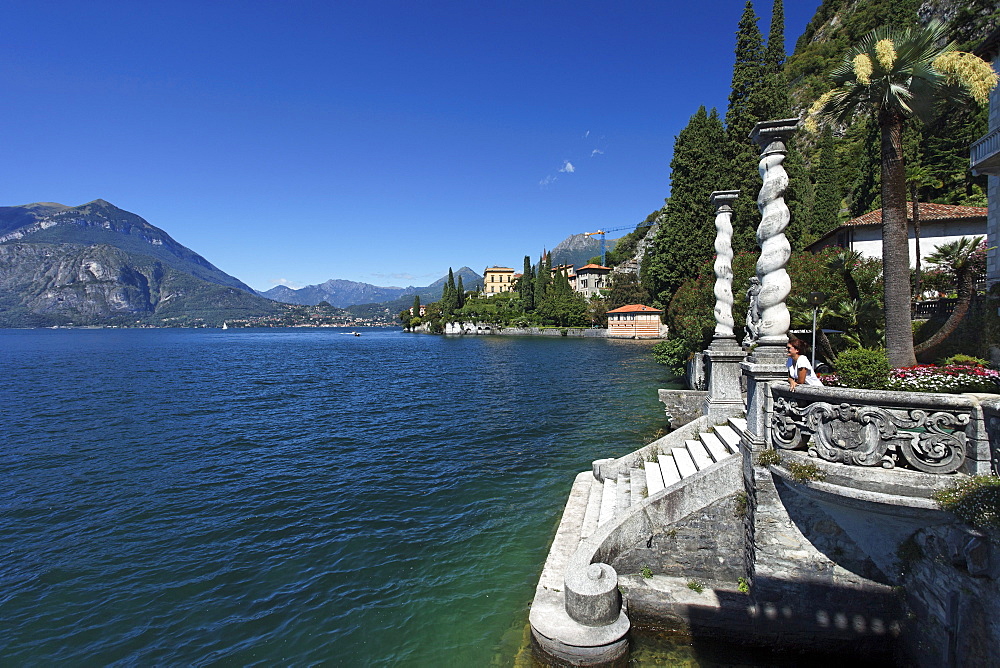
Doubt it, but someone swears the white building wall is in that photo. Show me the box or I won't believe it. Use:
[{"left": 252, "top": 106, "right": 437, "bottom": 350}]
[{"left": 848, "top": 220, "right": 987, "bottom": 266}]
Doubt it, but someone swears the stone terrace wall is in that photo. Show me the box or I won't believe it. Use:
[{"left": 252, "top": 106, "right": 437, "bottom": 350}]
[{"left": 611, "top": 493, "right": 746, "bottom": 584}]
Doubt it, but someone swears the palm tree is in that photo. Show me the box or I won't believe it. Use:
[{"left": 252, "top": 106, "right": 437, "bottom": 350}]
[
  {"left": 913, "top": 236, "right": 986, "bottom": 357},
  {"left": 806, "top": 21, "right": 997, "bottom": 368}
]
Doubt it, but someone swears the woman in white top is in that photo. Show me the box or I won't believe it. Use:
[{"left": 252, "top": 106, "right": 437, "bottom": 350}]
[{"left": 786, "top": 338, "right": 823, "bottom": 389}]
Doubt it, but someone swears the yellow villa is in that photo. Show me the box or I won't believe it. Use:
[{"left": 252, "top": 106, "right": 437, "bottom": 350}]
[{"left": 483, "top": 266, "right": 516, "bottom": 295}]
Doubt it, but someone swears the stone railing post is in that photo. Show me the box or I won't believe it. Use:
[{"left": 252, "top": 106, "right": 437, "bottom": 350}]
[
  {"left": 704, "top": 190, "right": 745, "bottom": 421},
  {"left": 741, "top": 119, "right": 798, "bottom": 451}
]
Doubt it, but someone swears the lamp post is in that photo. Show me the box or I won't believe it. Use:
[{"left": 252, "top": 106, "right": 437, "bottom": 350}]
[{"left": 806, "top": 291, "right": 827, "bottom": 369}]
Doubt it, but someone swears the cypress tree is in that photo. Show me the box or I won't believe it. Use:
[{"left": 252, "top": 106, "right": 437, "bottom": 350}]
[
  {"left": 412, "top": 295, "right": 420, "bottom": 315},
  {"left": 762, "top": 0, "right": 789, "bottom": 119},
  {"left": 724, "top": 1, "right": 770, "bottom": 254},
  {"left": 642, "top": 106, "right": 728, "bottom": 307},
  {"left": 456, "top": 275, "right": 465, "bottom": 308},
  {"left": 812, "top": 127, "right": 842, "bottom": 239},
  {"left": 534, "top": 252, "right": 551, "bottom": 303},
  {"left": 520, "top": 255, "right": 535, "bottom": 310}
]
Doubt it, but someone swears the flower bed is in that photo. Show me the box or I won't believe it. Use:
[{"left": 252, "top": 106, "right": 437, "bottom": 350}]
[{"left": 821, "top": 364, "right": 1000, "bottom": 394}]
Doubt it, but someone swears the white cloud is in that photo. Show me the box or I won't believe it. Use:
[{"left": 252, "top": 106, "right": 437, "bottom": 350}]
[
  {"left": 539, "top": 174, "right": 558, "bottom": 187},
  {"left": 591, "top": 149, "right": 604, "bottom": 157},
  {"left": 584, "top": 130, "right": 590, "bottom": 138},
  {"left": 559, "top": 160, "right": 575, "bottom": 173},
  {"left": 271, "top": 278, "right": 303, "bottom": 289}
]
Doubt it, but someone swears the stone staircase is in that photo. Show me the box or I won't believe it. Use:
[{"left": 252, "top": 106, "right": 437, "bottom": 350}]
[
  {"left": 582, "top": 417, "right": 746, "bottom": 539},
  {"left": 530, "top": 416, "right": 747, "bottom": 663}
]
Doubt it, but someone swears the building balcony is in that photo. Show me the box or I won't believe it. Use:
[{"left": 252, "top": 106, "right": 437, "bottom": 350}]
[{"left": 971, "top": 126, "right": 1000, "bottom": 176}]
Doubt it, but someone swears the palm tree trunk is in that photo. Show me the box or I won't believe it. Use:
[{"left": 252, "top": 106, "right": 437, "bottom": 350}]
[
  {"left": 911, "top": 188, "right": 922, "bottom": 299},
  {"left": 913, "top": 267, "right": 974, "bottom": 357},
  {"left": 879, "top": 111, "right": 917, "bottom": 367}
]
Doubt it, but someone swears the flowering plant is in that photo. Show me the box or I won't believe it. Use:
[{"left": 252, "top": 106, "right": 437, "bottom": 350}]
[
  {"left": 822, "top": 364, "right": 999, "bottom": 394},
  {"left": 886, "top": 364, "right": 1000, "bottom": 393},
  {"left": 933, "top": 475, "right": 1000, "bottom": 530}
]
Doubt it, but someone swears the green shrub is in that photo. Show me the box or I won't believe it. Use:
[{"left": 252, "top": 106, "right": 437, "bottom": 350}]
[
  {"left": 787, "top": 461, "right": 827, "bottom": 483},
  {"left": 651, "top": 339, "right": 689, "bottom": 378},
  {"left": 932, "top": 475, "right": 1000, "bottom": 530},
  {"left": 938, "top": 354, "right": 989, "bottom": 367},
  {"left": 687, "top": 580, "right": 704, "bottom": 593},
  {"left": 834, "top": 347, "right": 891, "bottom": 389}
]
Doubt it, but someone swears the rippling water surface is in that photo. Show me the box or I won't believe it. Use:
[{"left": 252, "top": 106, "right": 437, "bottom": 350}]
[{"left": 1, "top": 328, "right": 672, "bottom": 665}]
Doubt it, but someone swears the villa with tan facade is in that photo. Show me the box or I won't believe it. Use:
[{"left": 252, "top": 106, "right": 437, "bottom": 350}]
[{"left": 483, "top": 266, "right": 516, "bottom": 295}]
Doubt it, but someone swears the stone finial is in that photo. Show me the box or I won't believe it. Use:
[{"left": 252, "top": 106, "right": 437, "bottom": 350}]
[
  {"left": 710, "top": 190, "right": 740, "bottom": 339},
  {"left": 749, "top": 118, "right": 798, "bottom": 346}
]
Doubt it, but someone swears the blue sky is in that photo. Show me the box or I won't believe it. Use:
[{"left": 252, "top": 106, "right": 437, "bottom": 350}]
[{"left": 3, "top": 0, "right": 821, "bottom": 291}]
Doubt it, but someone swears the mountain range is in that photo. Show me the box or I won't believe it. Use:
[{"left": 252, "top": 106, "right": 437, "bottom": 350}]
[
  {"left": 260, "top": 266, "right": 484, "bottom": 307},
  {"left": 0, "top": 200, "right": 490, "bottom": 327}
]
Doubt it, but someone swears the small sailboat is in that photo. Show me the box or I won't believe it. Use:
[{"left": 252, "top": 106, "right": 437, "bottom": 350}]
[{"left": 222, "top": 321, "right": 229, "bottom": 330}]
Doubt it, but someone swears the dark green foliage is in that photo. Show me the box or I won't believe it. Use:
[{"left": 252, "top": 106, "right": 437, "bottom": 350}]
[
  {"left": 847, "top": 118, "right": 882, "bottom": 217},
  {"left": 724, "top": 2, "right": 774, "bottom": 255},
  {"left": 441, "top": 267, "right": 459, "bottom": 315},
  {"left": 651, "top": 339, "right": 688, "bottom": 378},
  {"left": 762, "top": 0, "right": 790, "bottom": 119},
  {"left": 606, "top": 272, "right": 651, "bottom": 311},
  {"left": 536, "top": 268, "right": 589, "bottom": 327},
  {"left": 811, "top": 128, "right": 842, "bottom": 240},
  {"left": 456, "top": 276, "right": 465, "bottom": 308},
  {"left": 642, "top": 106, "right": 728, "bottom": 306},
  {"left": 834, "top": 347, "right": 891, "bottom": 390},
  {"left": 518, "top": 255, "right": 535, "bottom": 311},
  {"left": 412, "top": 295, "right": 420, "bottom": 313},
  {"left": 534, "top": 253, "right": 552, "bottom": 306}
]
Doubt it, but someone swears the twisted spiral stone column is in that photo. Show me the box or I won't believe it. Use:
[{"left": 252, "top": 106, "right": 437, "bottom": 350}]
[
  {"left": 750, "top": 119, "right": 798, "bottom": 346},
  {"left": 710, "top": 190, "right": 740, "bottom": 339}
]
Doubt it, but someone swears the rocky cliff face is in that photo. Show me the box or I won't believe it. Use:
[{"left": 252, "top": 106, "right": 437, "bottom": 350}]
[
  {"left": 0, "top": 200, "right": 282, "bottom": 326},
  {"left": 0, "top": 242, "right": 282, "bottom": 327},
  {"left": 0, "top": 199, "right": 254, "bottom": 294},
  {"left": 550, "top": 234, "right": 617, "bottom": 269}
]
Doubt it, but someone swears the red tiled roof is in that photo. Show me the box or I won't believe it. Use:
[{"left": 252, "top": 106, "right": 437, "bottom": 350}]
[
  {"left": 606, "top": 304, "right": 663, "bottom": 314},
  {"left": 844, "top": 202, "right": 987, "bottom": 227},
  {"left": 577, "top": 264, "right": 611, "bottom": 271}
]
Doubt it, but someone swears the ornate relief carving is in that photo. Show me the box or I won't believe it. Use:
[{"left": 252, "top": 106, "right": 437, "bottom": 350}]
[{"left": 772, "top": 396, "right": 970, "bottom": 474}]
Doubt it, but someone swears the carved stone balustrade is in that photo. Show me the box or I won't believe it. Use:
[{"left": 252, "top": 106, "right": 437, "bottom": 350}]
[{"left": 769, "top": 385, "right": 996, "bottom": 476}]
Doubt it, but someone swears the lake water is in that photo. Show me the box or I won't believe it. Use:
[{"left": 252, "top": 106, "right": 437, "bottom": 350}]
[{"left": 1, "top": 327, "right": 678, "bottom": 665}]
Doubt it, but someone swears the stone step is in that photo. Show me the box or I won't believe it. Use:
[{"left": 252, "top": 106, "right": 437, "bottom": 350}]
[
  {"left": 714, "top": 424, "right": 741, "bottom": 452},
  {"left": 685, "top": 439, "right": 714, "bottom": 471},
  {"left": 671, "top": 447, "right": 698, "bottom": 478},
  {"left": 536, "top": 471, "right": 593, "bottom": 591},
  {"left": 598, "top": 478, "right": 617, "bottom": 526},
  {"left": 630, "top": 467, "right": 647, "bottom": 503},
  {"left": 729, "top": 416, "right": 748, "bottom": 434},
  {"left": 617, "top": 475, "right": 631, "bottom": 514},
  {"left": 644, "top": 460, "right": 665, "bottom": 495},
  {"left": 658, "top": 453, "right": 681, "bottom": 486},
  {"left": 700, "top": 431, "right": 730, "bottom": 462},
  {"left": 580, "top": 474, "right": 604, "bottom": 540}
]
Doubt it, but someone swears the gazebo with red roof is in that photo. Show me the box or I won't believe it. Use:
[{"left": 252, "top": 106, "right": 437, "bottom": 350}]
[{"left": 606, "top": 304, "right": 664, "bottom": 339}]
